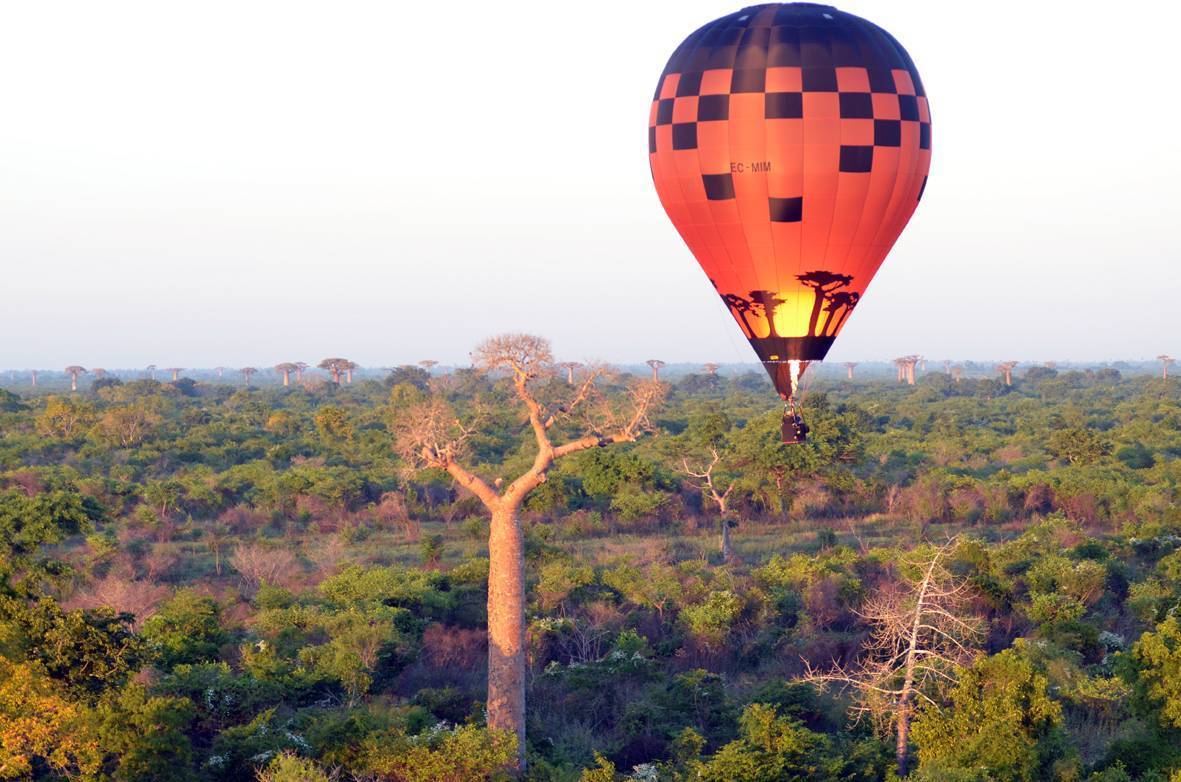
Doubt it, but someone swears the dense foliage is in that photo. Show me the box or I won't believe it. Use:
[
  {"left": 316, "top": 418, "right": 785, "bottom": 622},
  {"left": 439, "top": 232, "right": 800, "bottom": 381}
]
[{"left": 0, "top": 364, "right": 1179, "bottom": 780}]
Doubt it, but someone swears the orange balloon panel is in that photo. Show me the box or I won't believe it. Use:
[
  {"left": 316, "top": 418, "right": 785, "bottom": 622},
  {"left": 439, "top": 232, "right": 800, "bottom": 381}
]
[{"left": 649, "top": 3, "right": 931, "bottom": 397}]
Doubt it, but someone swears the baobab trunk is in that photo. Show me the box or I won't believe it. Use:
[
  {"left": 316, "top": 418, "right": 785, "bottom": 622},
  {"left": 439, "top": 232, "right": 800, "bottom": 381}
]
[{"left": 487, "top": 505, "right": 526, "bottom": 767}]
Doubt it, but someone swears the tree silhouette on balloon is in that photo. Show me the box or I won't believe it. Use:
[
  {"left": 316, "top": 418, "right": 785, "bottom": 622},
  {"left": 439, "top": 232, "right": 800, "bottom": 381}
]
[{"left": 716, "top": 270, "right": 857, "bottom": 346}]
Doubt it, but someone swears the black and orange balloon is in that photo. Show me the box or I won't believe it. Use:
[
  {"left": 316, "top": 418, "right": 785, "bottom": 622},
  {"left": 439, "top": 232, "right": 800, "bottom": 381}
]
[{"left": 649, "top": 3, "right": 931, "bottom": 400}]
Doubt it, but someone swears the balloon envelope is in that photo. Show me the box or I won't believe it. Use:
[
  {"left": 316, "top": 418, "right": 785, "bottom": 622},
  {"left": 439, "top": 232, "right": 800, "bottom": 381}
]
[{"left": 648, "top": 3, "right": 931, "bottom": 397}]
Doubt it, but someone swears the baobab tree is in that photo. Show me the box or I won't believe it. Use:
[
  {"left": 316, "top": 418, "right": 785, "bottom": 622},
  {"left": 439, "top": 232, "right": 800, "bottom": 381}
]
[
  {"left": 215, "top": 367, "right": 227, "bottom": 379},
  {"left": 951, "top": 365, "right": 964, "bottom": 383},
  {"left": 318, "top": 358, "right": 347, "bottom": 384},
  {"left": 30, "top": 370, "right": 38, "bottom": 387},
  {"left": 646, "top": 359, "right": 666, "bottom": 381},
  {"left": 997, "top": 361, "right": 1018, "bottom": 386},
  {"left": 802, "top": 540, "right": 982, "bottom": 776},
  {"left": 165, "top": 367, "right": 183, "bottom": 382},
  {"left": 894, "top": 356, "right": 918, "bottom": 384},
  {"left": 274, "top": 362, "right": 298, "bottom": 387},
  {"left": 64, "top": 366, "right": 87, "bottom": 392},
  {"left": 145, "top": 365, "right": 156, "bottom": 381},
  {"left": 344, "top": 360, "right": 359, "bottom": 384},
  {"left": 1158, "top": 355, "right": 1175, "bottom": 380},
  {"left": 295, "top": 362, "right": 308, "bottom": 382},
  {"left": 240, "top": 367, "right": 257, "bottom": 386},
  {"left": 92, "top": 368, "right": 107, "bottom": 380},
  {"left": 392, "top": 334, "right": 663, "bottom": 769},
  {"left": 702, "top": 362, "right": 720, "bottom": 376},
  {"left": 559, "top": 361, "right": 583, "bottom": 385},
  {"left": 844, "top": 362, "right": 858, "bottom": 380},
  {"left": 680, "top": 448, "right": 737, "bottom": 562},
  {"left": 942, "top": 359, "right": 951, "bottom": 375},
  {"left": 419, "top": 359, "right": 438, "bottom": 374}
]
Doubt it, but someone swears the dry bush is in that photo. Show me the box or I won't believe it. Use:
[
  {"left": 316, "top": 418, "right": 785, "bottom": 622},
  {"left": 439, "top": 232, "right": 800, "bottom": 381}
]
[
  {"left": 230, "top": 543, "right": 299, "bottom": 589},
  {"left": 373, "top": 491, "right": 420, "bottom": 540},
  {"left": 1022, "top": 483, "right": 1056, "bottom": 515},
  {"left": 141, "top": 545, "right": 180, "bottom": 582},
  {"left": 305, "top": 535, "right": 348, "bottom": 581},
  {"left": 64, "top": 576, "right": 171, "bottom": 627},
  {"left": 421, "top": 623, "right": 486, "bottom": 670},
  {"left": 218, "top": 504, "right": 268, "bottom": 535}
]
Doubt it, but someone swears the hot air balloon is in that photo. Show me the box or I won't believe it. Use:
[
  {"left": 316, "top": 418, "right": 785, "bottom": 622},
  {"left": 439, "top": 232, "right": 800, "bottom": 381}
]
[{"left": 648, "top": 3, "right": 931, "bottom": 441}]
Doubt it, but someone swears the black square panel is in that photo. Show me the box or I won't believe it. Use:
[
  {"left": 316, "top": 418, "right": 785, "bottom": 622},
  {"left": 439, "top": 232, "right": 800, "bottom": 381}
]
[
  {"left": 898, "top": 94, "right": 919, "bottom": 121},
  {"left": 919, "top": 122, "right": 931, "bottom": 149},
  {"left": 769, "top": 196, "right": 803, "bottom": 222},
  {"left": 765, "top": 91, "right": 803, "bottom": 119},
  {"left": 698, "top": 94, "right": 730, "bottom": 121},
  {"left": 648, "top": 126, "right": 657, "bottom": 153},
  {"left": 874, "top": 119, "right": 901, "bottom": 147},
  {"left": 867, "top": 68, "right": 896, "bottom": 94},
  {"left": 838, "top": 92, "right": 873, "bottom": 119},
  {"left": 839, "top": 145, "right": 873, "bottom": 173},
  {"left": 731, "top": 68, "right": 767, "bottom": 93},
  {"left": 703, "top": 173, "right": 736, "bottom": 200},
  {"left": 656, "top": 99, "right": 674, "bottom": 125},
  {"left": 672, "top": 123, "right": 698, "bottom": 150},
  {"left": 675, "top": 71, "right": 704, "bottom": 97},
  {"left": 802, "top": 67, "right": 838, "bottom": 92}
]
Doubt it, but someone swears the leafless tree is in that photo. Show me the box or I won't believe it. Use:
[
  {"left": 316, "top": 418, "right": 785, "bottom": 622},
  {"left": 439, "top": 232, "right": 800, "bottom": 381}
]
[
  {"left": 145, "top": 365, "right": 156, "bottom": 381},
  {"left": 680, "top": 448, "right": 736, "bottom": 562},
  {"left": 64, "top": 366, "right": 87, "bottom": 392},
  {"left": 997, "top": 361, "right": 1018, "bottom": 386},
  {"left": 240, "top": 367, "right": 257, "bottom": 386},
  {"left": 801, "top": 539, "right": 983, "bottom": 777},
  {"left": 392, "top": 333, "right": 662, "bottom": 770},
  {"left": 645, "top": 358, "right": 666, "bottom": 381},
  {"left": 231, "top": 543, "right": 298, "bottom": 589},
  {"left": 1158, "top": 355, "right": 1175, "bottom": 380},
  {"left": 275, "top": 362, "right": 298, "bottom": 387},
  {"left": 844, "top": 362, "right": 858, "bottom": 380},
  {"left": 559, "top": 361, "right": 583, "bottom": 384}
]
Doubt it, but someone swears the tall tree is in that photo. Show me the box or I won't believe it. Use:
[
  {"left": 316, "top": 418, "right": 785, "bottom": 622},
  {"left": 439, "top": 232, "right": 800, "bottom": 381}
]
[
  {"left": 393, "top": 334, "right": 662, "bottom": 770},
  {"left": 63, "top": 366, "right": 86, "bottom": 392},
  {"left": 344, "top": 361, "right": 359, "bottom": 384},
  {"left": 997, "top": 361, "right": 1018, "bottom": 386},
  {"left": 701, "top": 362, "right": 719, "bottom": 377},
  {"left": 30, "top": 369, "right": 38, "bottom": 387},
  {"left": 165, "top": 367, "right": 183, "bottom": 382},
  {"left": 240, "top": 367, "right": 257, "bottom": 386},
  {"left": 560, "top": 361, "right": 583, "bottom": 384},
  {"left": 145, "top": 365, "right": 156, "bottom": 381},
  {"left": 294, "top": 362, "right": 308, "bottom": 382},
  {"left": 802, "top": 540, "right": 982, "bottom": 777},
  {"left": 1158, "top": 354, "right": 1175, "bottom": 380},
  {"left": 646, "top": 359, "right": 666, "bottom": 381},
  {"left": 92, "top": 368, "right": 107, "bottom": 379},
  {"left": 844, "top": 362, "right": 858, "bottom": 380},
  {"left": 419, "top": 359, "right": 438, "bottom": 374},
  {"left": 274, "top": 363, "right": 297, "bottom": 387},
  {"left": 318, "top": 358, "right": 347, "bottom": 384}
]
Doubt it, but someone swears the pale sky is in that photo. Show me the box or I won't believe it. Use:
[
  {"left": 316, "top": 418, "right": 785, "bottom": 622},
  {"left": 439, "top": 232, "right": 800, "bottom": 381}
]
[{"left": 1, "top": 1, "right": 1178, "bottom": 369}]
